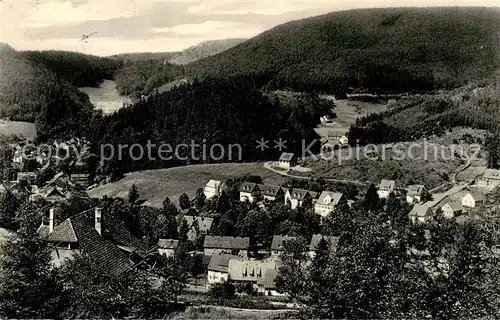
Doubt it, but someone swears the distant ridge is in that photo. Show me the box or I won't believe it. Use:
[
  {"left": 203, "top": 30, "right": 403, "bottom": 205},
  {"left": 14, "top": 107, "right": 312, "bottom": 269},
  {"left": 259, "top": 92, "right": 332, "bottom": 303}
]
[{"left": 167, "top": 38, "right": 246, "bottom": 65}]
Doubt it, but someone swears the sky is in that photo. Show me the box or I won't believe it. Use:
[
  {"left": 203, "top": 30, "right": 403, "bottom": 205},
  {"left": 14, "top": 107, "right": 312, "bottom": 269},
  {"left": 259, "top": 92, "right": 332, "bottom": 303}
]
[{"left": 1, "top": 0, "right": 499, "bottom": 56}]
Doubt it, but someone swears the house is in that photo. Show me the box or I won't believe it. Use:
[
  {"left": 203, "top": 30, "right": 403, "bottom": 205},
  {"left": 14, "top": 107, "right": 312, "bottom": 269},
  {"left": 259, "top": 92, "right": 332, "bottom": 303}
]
[
  {"left": 478, "top": 168, "right": 500, "bottom": 188},
  {"left": 257, "top": 269, "right": 285, "bottom": 296},
  {"left": 16, "top": 171, "right": 37, "bottom": 184},
  {"left": 203, "top": 180, "right": 228, "bottom": 199},
  {"left": 203, "top": 236, "right": 250, "bottom": 256},
  {"left": 271, "top": 235, "right": 297, "bottom": 257},
  {"left": 207, "top": 253, "right": 239, "bottom": 287},
  {"left": 462, "top": 191, "right": 486, "bottom": 208},
  {"left": 12, "top": 150, "right": 24, "bottom": 163},
  {"left": 70, "top": 173, "right": 91, "bottom": 187},
  {"left": 406, "top": 185, "right": 426, "bottom": 204},
  {"left": 181, "top": 215, "right": 214, "bottom": 241},
  {"left": 309, "top": 234, "right": 339, "bottom": 258},
  {"left": 314, "top": 191, "right": 344, "bottom": 217},
  {"left": 278, "top": 153, "right": 296, "bottom": 170},
  {"left": 228, "top": 258, "right": 277, "bottom": 288},
  {"left": 258, "top": 184, "right": 285, "bottom": 201},
  {"left": 239, "top": 183, "right": 261, "bottom": 203},
  {"left": 409, "top": 204, "right": 433, "bottom": 224},
  {"left": 157, "top": 239, "right": 179, "bottom": 257},
  {"left": 441, "top": 200, "right": 463, "bottom": 219},
  {"left": 377, "top": 179, "right": 396, "bottom": 199},
  {"left": 30, "top": 186, "right": 66, "bottom": 202},
  {"left": 285, "top": 189, "right": 318, "bottom": 209},
  {"left": 41, "top": 207, "right": 149, "bottom": 273},
  {"left": 339, "top": 135, "right": 349, "bottom": 145}
]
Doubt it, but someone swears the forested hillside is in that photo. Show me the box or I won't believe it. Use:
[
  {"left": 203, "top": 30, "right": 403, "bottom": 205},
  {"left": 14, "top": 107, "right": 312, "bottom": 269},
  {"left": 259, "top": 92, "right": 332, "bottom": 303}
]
[
  {"left": 90, "top": 79, "right": 331, "bottom": 173},
  {"left": 348, "top": 75, "right": 500, "bottom": 144},
  {"left": 0, "top": 46, "right": 98, "bottom": 139},
  {"left": 185, "top": 7, "right": 500, "bottom": 93},
  {"left": 168, "top": 38, "right": 246, "bottom": 65},
  {"left": 20, "top": 50, "right": 122, "bottom": 87}
]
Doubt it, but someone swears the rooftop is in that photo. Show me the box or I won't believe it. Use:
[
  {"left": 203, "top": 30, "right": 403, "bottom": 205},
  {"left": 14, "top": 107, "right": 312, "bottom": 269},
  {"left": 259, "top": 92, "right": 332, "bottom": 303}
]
[
  {"left": 204, "top": 236, "right": 250, "bottom": 250},
  {"left": 279, "top": 153, "right": 295, "bottom": 162},
  {"left": 271, "top": 235, "right": 297, "bottom": 251}
]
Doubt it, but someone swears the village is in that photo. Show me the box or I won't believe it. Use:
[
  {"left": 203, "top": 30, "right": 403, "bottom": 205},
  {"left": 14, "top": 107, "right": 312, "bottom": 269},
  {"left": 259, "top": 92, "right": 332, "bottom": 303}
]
[{"left": 2, "top": 135, "right": 500, "bottom": 306}]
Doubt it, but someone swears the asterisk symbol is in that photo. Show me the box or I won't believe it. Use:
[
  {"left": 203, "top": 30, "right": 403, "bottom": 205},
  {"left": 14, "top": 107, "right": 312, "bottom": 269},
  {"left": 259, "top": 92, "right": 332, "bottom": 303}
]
[
  {"left": 255, "top": 138, "right": 269, "bottom": 151},
  {"left": 274, "top": 138, "right": 287, "bottom": 151}
]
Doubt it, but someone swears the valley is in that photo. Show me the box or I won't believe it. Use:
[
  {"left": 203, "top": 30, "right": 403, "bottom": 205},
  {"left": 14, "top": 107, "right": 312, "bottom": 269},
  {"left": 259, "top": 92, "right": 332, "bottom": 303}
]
[{"left": 80, "top": 79, "right": 131, "bottom": 114}]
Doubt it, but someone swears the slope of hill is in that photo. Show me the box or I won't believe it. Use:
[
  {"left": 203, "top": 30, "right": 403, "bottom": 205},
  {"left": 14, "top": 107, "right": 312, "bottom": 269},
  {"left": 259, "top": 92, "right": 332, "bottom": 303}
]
[
  {"left": 186, "top": 7, "right": 500, "bottom": 93},
  {"left": 0, "top": 46, "right": 97, "bottom": 140},
  {"left": 87, "top": 163, "right": 286, "bottom": 208},
  {"left": 108, "top": 51, "right": 179, "bottom": 62},
  {"left": 168, "top": 38, "right": 246, "bottom": 65}
]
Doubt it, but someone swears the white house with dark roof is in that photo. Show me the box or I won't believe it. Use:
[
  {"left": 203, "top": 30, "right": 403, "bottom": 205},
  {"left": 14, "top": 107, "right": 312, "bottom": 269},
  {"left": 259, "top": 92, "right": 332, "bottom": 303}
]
[
  {"left": 203, "top": 180, "right": 228, "bottom": 199},
  {"left": 409, "top": 204, "right": 433, "bottom": 224},
  {"left": 157, "top": 239, "right": 179, "bottom": 257},
  {"left": 377, "top": 179, "right": 396, "bottom": 199},
  {"left": 462, "top": 191, "right": 486, "bottom": 208},
  {"left": 309, "top": 234, "right": 339, "bottom": 258},
  {"left": 207, "top": 253, "right": 239, "bottom": 287},
  {"left": 441, "top": 200, "right": 463, "bottom": 219},
  {"left": 239, "top": 182, "right": 261, "bottom": 203},
  {"left": 203, "top": 236, "right": 250, "bottom": 256},
  {"left": 285, "top": 189, "right": 318, "bottom": 209},
  {"left": 278, "top": 153, "right": 296, "bottom": 170},
  {"left": 259, "top": 184, "right": 285, "bottom": 201},
  {"left": 314, "top": 191, "right": 344, "bottom": 217},
  {"left": 406, "top": 185, "right": 425, "bottom": 204}
]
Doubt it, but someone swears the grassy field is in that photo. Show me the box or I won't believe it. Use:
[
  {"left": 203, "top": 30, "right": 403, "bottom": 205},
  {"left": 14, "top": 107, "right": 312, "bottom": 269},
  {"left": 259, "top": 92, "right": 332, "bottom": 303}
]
[
  {"left": 172, "top": 306, "right": 291, "bottom": 320},
  {"left": 87, "top": 163, "right": 286, "bottom": 208},
  {"left": 80, "top": 80, "right": 131, "bottom": 114},
  {"left": 0, "top": 120, "right": 36, "bottom": 139},
  {"left": 314, "top": 98, "right": 387, "bottom": 140}
]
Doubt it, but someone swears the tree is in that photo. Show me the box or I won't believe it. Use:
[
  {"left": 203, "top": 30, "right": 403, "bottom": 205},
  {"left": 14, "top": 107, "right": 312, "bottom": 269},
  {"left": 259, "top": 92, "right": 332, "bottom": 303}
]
[
  {"left": 162, "top": 196, "right": 179, "bottom": 217},
  {"left": 179, "top": 219, "right": 190, "bottom": 243},
  {"left": 188, "top": 253, "right": 205, "bottom": 283},
  {"left": 179, "top": 193, "right": 191, "bottom": 210},
  {"left": 156, "top": 255, "right": 187, "bottom": 304},
  {"left": 0, "top": 190, "right": 20, "bottom": 230},
  {"left": 275, "top": 237, "right": 309, "bottom": 301},
  {"left": 0, "top": 212, "right": 63, "bottom": 319},
  {"left": 128, "top": 184, "right": 139, "bottom": 204},
  {"left": 209, "top": 281, "right": 236, "bottom": 300},
  {"left": 194, "top": 188, "right": 206, "bottom": 209}
]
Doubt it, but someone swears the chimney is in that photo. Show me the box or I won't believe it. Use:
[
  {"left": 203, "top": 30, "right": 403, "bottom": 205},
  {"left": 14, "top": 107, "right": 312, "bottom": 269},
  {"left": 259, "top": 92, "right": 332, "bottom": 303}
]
[
  {"left": 95, "top": 207, "right": 102, "bottom": 236},
  {"left": 48, "top": 208, "right": 55, "bottom": 233}
]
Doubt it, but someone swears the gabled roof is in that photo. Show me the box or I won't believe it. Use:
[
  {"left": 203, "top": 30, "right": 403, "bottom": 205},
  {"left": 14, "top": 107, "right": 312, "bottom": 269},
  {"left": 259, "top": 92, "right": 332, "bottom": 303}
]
[
  {"left": 279, "top": 153, "right": 295, "bottom": 161},
  {"left": 45, "top": 212, "right": 133, "bottom": 275},
  {"left": 309, "top": 234, "right": 339, "bottom": 252},
  {"left": 379, "top": 179, "right": 396, "bottom": 190},
  {"left": 409, "top": 204, "right": 433, "bottom": 218},
  {"left": 258, "top": 185, "right": 283, "bottom": 197},
  {"left": 204, "top": 236, "right": 250, "bottom": 250},
  {"left": 157, "top": 239, "right": 179, "bottom": 249},
  {"left": 45, "top": 219, "right": 78, "bottom": 243},
  {"left": 464, "top": 191, "right": 486, "bottom": 202},
  {"left": 240, "top": 182, "right": 259, "bottom": 193},
  {"left": 407, "top": 185, "right": 425, "bottom": 197},
  {"left": 442, "top": 200, "right": 463, "bottom": 212},
  {"left": 205, "top": 180, "right": 225, "bottom": 189},
  {"left": 316, "top": 191, "right": 343, "bottom": 206},
  {"left": 483, "top": 168, "right": 500, "bottom": 180},
  {"left": 208, "top": 253, "right": 239, "bottom": 272},
  {"left": 228, "top": 258, "right": 276, "bottom": 282},
  {"left": 287, "top": 189, "right": 315, "bottom": 201},
  {"left": 271, "top": 235, "right": 296, "bottom": 251}
]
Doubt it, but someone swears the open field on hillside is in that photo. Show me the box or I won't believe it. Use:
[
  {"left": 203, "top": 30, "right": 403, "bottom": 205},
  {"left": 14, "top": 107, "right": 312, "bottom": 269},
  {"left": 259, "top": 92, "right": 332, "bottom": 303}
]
[
  {"left": 0, "top": 120, "right": 36, "bottom": 139},
  {"left": 314, "top": 98, "right": 387, "bottom": 140},
  {"left": 87, "top": 163, "right": 286, "bottom": 208},
  {"left": 80, "top": 79, "right": 131, "bottom": 114}
]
